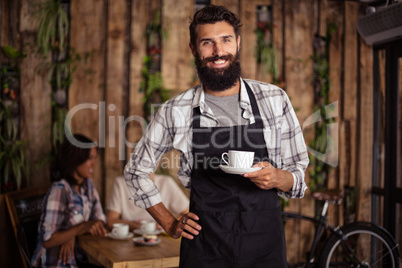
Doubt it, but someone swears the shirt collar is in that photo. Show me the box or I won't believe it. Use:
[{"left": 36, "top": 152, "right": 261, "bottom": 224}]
[
  {"left": 193, "top": 78, "right": 251, "bottom": 114},
  {"left": 193, "top": 84, "right": 215, "bottom": 119}
]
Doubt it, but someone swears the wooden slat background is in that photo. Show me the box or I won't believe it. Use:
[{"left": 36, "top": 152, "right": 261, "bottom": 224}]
[
  {"left": 104, "top": 0, "right": 127, "bottom": 207},
  {"left": 1, "top": 0, "right": 398, "bottom": 265},
  {"left": 69, "top": 0, "right": 107, "bottom": 199},
  {"left": 19, "top": 0, "right": 52, "bottom": 191}
]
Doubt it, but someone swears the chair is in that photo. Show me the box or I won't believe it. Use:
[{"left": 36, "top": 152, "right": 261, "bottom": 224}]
[{"left": 5, "top": 186, "right": 49, "bottom": 268}]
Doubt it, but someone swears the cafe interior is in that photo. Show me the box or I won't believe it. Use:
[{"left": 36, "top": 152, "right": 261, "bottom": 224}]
[{"left": 1, "top": 0, "right": 402, "bottom": 267}]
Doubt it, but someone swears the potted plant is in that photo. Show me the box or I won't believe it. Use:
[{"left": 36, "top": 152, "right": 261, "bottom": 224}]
[
  {"left": 0, "top": 44, "right": 29, "bottom": 193},
  {"left": 140, "top": 10, "right": 170, "bottom": 122},
  {"left": 254, "top": 20, "right": 280, "bottom": 85},
  {"left": 308, "top": 26, "right": 337, "bottom": 193},
  {"left": 0, "top": 100, "right": 29, "bottom": 193},
  {"left": 36, "top": 0, "right": 70, "bottom": 151},
  {"left": 36, "top": 0, "right": 93, "bottom": 155}
]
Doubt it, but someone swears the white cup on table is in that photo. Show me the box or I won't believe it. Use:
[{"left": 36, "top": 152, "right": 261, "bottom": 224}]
[
  {"left": 221, "top": 150, "right": 254, "bottom": 169},
  {"left": 112, "top": 223, "right": 129, "bottom": 238},
  {"left": 140, "top": 220, "right": 156, "bottom": 234}
]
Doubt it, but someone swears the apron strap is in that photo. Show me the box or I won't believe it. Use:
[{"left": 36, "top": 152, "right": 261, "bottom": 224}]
[
  {"left": 244, "top": 81, "right": 261, "bottom": 118},
  {"left": 192, "top": 105, "right": 201, "bottom": 129}
]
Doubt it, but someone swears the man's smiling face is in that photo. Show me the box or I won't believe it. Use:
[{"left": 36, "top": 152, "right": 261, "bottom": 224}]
[
  {"left": 191, "top": 21, "right": 240, "bottom": 69},
  {"left": 190, "top": 21, "right": 241, "bottom": 92}
]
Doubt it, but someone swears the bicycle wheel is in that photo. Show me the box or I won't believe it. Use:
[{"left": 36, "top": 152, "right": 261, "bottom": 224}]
[{"left": 319, "top": 222, "right": 400, "bottom": 268}]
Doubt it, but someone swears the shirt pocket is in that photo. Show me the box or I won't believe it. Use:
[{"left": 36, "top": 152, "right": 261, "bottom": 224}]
[
  {"left": 72, "top": 210, "right": 84, "bottom": 224},
  {"left": 68, "top": 203, "right": 84, "bottom": 225}
]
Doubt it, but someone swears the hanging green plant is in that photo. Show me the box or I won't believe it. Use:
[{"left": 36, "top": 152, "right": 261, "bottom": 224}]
[
  {"left": 35, "top": 0, "right": 71, "bottom": 165},
  {"left": 36, "top": 0, "right": 93, "bottom": 155},
  {"left": 51, "top": 105, "right": 69, "bottom": 149},
  {"left": 2, "top": 45, "right": 27, "bottom": 63},
  {"left": 0, "top": 99, "right": 30, "bottom": 193},
  {"left": 144, "top": 10, "right": 168, "bottom": 52},
  {"left": 308, "top": 24, "right": 337, "bottom": 192},
  {"left": 0, "top": 45, "right": 30, "bottom": 193},
  {"left": 140, "top": 11, "right": 170, "bottom": 122},
  {"left": 140, "top": 56, "right": 170, "bottom": 121},
  {"left": 36, "top": 0, "right": 69, "bottom": 56},
  {"left": 254, "top": 21, "right": 281, "bottom": 85},
  {"left": 1, "top": 45, "right": 26, "bottom": 104}
]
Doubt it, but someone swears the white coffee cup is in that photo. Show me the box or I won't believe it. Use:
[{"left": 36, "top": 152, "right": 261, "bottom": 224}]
[
  {"left": 140, "top": 220, "right": 156, "bottom": 234},
  {"left": 221, "top": 150, "right": 254, "bottom": 169},
  {"left": 112, "top": 223, "right": 129, "bottom": 237}
]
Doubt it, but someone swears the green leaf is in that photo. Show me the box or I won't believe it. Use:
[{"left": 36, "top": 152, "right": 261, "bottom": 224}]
[{"left": 2, "top": 45, "right": 26, "bottom": 59}]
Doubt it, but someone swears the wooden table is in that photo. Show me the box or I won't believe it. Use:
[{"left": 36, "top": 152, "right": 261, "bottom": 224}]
[{"left": 78, "top": 234, "right": 181, "bottom": 268}]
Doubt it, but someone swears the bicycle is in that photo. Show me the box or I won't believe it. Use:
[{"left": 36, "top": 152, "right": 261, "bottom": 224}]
[{"left": 283, "top": 189, "right": 400, "bottom": 267}]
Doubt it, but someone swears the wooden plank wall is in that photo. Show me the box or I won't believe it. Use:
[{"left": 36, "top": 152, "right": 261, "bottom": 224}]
[
  {"left": 19, "top": 0, "right": 52, "bottom": 188},
  {"left": 69, "top": 0, "right": 107, "bottom": 201},
  {"left": 104, "top": 0, "right": 128, "bottom": 207},
  {"left": 0, "top": 0, "right": 384, "bottom": 265},
  {"left": 1, "top": 1, "right": 50, "bottom": 266},
  {"left": 162, "top": 0, "right": 194, "bottom": 92},
  {"left": 326, "top": 0, "right": 343, "bottom": 226},
  {"left": 357, "top": 7, "right": 373, "bottom": 223},
  {"left": 283, "top": 0, "right": 316, "bottom": 262},
  {"left": 127, "top": 0, "right": 154, "bottom": 163}
]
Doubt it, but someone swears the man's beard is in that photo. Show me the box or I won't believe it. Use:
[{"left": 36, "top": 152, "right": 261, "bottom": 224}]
[{"left": 195, "top": 51, "right": 241, "bottom": 92}]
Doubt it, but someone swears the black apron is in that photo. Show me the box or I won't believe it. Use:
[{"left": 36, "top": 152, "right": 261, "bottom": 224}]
[{"left": 179, "top": 83, "right": 287, "bottom": 268}]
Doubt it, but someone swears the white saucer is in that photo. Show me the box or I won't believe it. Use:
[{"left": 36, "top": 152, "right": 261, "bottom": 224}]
[
  {"left": 219, "top": 165, "right": 262, "bottom": 175},
  {"left": 133, "top": 237, "right": 161, "bottom": 246},
  {"left": 107, "top": 232, "right": 134, "bottom": 240},
  {"left": 133, "top": 229, "right": 162, "bottom": 236}
]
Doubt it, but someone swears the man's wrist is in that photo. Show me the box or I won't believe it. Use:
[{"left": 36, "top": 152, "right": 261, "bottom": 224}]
[
  {"left": 146, "top": 203, "right": 177, "bottom": 234},
  {"left": 276, "top": 169, "right": 294, "bottom": 192}
]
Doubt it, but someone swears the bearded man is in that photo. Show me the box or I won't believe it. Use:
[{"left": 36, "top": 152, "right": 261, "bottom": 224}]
[{"left": 124, "top": 5, "right": 309, "bottom": 267}]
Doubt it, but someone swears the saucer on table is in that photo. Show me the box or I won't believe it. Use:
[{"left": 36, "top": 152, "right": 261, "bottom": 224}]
[
  {"left": 107, "top": 232, "right": 134, "bottom": 240},
  {"left": 219, "top": 165, "right": 262, "bottom": 175},
  {"left": 133, "top": 237, "right": 161, "bottom": 246}
]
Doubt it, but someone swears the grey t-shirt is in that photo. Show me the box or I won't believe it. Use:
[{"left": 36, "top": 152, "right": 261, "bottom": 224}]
[{"left": 204, "top": 93, "right": 248, "bottom": 126}]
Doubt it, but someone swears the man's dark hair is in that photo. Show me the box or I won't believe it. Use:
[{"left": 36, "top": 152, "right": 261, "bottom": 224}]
[
  {"left": 51, "top": 133, "right": 96, "bottom": 185},
  {"left": 189, "top": 5, "right": 242, "bottom": 48}
]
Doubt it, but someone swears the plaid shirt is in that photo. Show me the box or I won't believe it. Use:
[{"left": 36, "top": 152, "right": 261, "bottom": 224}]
[
  {"left": 124, "top": 78, "right": 309, "bottom": 209},
  {"left": 31, "top": 178, "right": 105, "bottom": 268}
]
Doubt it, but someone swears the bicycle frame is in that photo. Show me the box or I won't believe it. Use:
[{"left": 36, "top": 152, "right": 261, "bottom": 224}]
[
  {"left": 282, "top": 206, "right": 329, "bottom": 267},
  {"left": 283, "top": 200, "right": 400, "bottom": 268}
]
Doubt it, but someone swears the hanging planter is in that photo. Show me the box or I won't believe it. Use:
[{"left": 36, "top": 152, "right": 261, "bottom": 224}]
[
  {"left": 0, "top": 45, "right": 29, "bottom": 193},
  {"left": 308, "top": 24, "right": 337, "bottom": 193},
  {"left": 0, "top": 100, "right": 30, "bottom": 193},
  {"left": 53, "top": 88, "right": 67, "bottom": 106},
  {"left": 140, "top": 10, "right": 170, "bottom": 122},
  {"left": 36, "top": 0, "right": 69, "bottom": 56},
  {"left": 1, "top": 67, "right": 20, "bottom": 117},
  {"left": 254, "top": 16, "right": 281, "bottom": 86},
  {"left": 36, "top": 0, "right": 71, "bottom": 155}
]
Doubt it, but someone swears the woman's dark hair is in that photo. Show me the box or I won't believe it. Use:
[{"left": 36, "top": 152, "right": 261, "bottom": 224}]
[
  {"left": 189, "top": 5, "right": 242, "bottom": 48},
  {"left": 51, "top": 133, "right": 96, "bottom": 185}
]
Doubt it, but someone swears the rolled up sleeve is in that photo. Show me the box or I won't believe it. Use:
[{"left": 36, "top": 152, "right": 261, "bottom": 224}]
[
  {"left": 124, "top": 106, "right": 174, "bottom": 209},
  {"left": 277, "top": 94, "right": 309, "bottom": 199},
  {"left": 42, "top": 186, "right": 67, "bottom": 241}
]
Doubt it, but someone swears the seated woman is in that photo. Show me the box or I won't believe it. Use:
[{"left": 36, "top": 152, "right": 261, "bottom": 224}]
[
  {"left": 107, "top": 173, "right": 189, "bottom": 231},
  {"left": 31, "top": 134, "right": 107, "bottom": 267}
]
